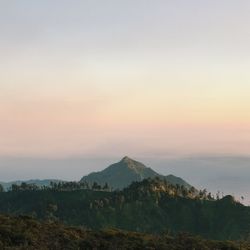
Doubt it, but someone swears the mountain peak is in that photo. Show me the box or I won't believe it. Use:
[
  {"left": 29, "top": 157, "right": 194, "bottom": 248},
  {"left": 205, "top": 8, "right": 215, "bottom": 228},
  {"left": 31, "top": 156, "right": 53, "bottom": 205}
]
[
  {"left": 120, "top": 156, "right": 147, "bottom": 172},
  {"left": 120, "top": 156, "right": 134, "bottom": 163},
  {"left": 81, "top": 157, "right": 192, "bottom": 190}
]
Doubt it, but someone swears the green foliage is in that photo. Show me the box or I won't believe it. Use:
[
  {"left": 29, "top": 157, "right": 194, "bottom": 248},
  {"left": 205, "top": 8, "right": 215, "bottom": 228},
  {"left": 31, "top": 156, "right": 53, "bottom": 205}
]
[
  {"left": 0, "top": 215, "right": 248, "bottom": 250},
  {"left": 0, "top": 178, "right": 249, "bottom": 241}
]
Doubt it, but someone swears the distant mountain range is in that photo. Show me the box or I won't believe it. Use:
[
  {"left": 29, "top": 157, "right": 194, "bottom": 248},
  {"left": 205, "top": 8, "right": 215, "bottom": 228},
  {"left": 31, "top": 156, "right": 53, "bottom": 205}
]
[{"left": 80, "top": 156, "right": 192, "bottom": 189}]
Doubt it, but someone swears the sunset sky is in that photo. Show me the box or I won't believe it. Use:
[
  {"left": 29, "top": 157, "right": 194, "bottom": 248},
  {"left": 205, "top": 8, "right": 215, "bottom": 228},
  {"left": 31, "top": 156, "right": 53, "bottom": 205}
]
[{"left": 1, "top": 0, "right": 250, "bottom": 158}]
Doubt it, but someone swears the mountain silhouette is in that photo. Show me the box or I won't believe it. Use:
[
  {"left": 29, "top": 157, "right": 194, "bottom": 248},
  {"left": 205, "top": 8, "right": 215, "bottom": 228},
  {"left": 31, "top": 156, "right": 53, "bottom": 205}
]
[{"left": 80, "top": 156, "right": 191, "bottom": 189}]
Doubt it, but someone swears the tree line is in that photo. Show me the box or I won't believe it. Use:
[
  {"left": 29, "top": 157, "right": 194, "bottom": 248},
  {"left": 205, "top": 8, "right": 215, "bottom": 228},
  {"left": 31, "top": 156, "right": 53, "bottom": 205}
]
[
  {"left": 0, "top": 178, "right": 241, "bottom": 202},
  {"left": 0, "top": 181, "right": 111, "bottom": 192}
]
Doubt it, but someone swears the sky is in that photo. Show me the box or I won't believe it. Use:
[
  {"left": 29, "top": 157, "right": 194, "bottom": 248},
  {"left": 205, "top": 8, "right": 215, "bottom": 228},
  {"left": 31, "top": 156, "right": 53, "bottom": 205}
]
[{"left": 1, "top": 0, "right": 250, "bottom": 158}]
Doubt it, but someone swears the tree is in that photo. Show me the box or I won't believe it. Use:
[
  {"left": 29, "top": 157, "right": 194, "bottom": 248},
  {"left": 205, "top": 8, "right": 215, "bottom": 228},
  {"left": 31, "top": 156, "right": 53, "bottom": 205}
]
[
  {"left": 241, "top": 196, "right": 245, "bottom": 203},
  {"left": 11, "top": 184, "right": 19, "bottom": 192},
  {"left": 216, "top": 191, "right": 220, "bottom": 200},
  {"left": 0, "top": 184, "right": 4, "bottom": 192},
  {"left": 103, "top": 183, "right": 109, "bottom": 191},
  {"left": 181, "top": 188, "right": 188, "bottom": 197},
  {"left": 207, "top": 192, "right": 213, "bottom": 200},
  {"left": 92, "top": 182, "right": 100, "bottom": 190},
  {"left": 190, "top": 186, "right": 196, "bottom": 194},
  {"left": 20, "top": 182, "right": 28, "bottom": 191}
]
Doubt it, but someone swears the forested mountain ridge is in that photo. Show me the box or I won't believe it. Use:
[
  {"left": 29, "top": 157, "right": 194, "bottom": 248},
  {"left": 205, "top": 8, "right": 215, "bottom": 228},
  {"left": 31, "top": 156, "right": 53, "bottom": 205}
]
[
  {"left": 0, "top": 177, "right": 249, "bottom": 240},
  {"left": 80, "top": 156, "right": 192, "bottom": 189}
]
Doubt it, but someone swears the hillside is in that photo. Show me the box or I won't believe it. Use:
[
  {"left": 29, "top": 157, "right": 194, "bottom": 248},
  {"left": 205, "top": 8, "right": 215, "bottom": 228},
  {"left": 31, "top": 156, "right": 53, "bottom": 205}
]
[
  {"left": 0, "top": 178, "right": 249, "bottom": 240},
  {"left": 0, "top": 214, "right": 247, "bottom": 250},
  {"left": 80, "top": 156, "right": 191, "bottom": 189}
]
